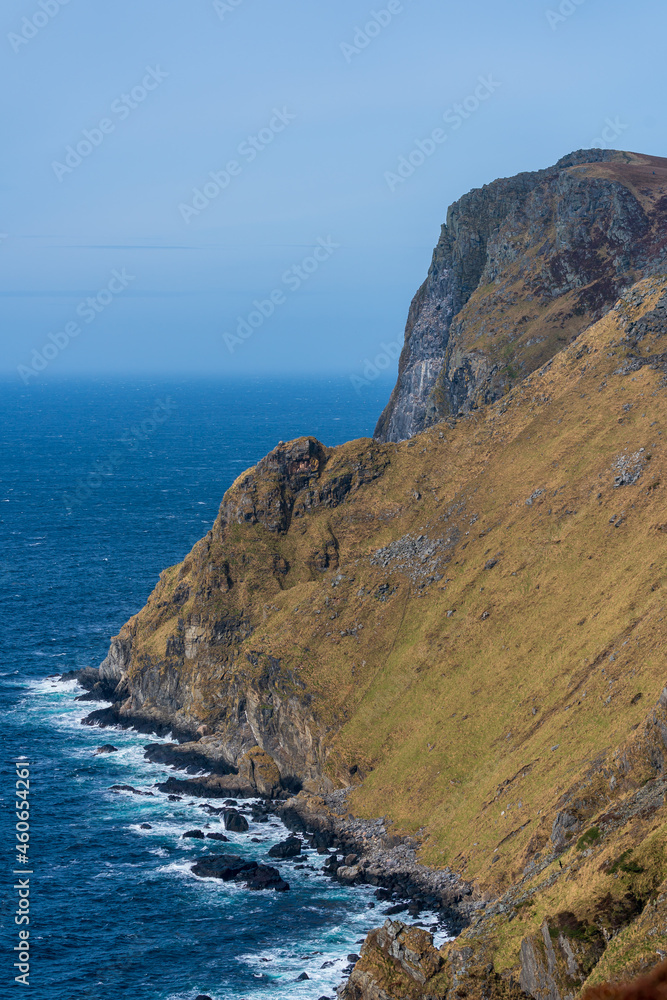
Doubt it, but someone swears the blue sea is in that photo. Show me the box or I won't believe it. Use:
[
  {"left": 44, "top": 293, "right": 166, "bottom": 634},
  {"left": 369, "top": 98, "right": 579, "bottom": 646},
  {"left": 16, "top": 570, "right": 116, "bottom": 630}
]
[{"left": 0, "top": 375, "right": 436, "bottom": 1000}]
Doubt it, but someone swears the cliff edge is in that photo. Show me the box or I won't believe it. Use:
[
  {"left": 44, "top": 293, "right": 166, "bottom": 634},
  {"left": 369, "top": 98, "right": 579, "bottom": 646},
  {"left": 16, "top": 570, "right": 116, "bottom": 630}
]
[
  {"left": 375, "top": 149, "right": 667, "bottom": 442},
  {"left": 77, "top": 161, "right": 667, "bottom": 999}
]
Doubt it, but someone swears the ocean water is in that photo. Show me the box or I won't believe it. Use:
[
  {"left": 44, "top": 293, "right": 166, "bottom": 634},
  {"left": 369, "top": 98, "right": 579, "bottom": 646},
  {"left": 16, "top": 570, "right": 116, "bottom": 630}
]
[{"left": 0, "top": 375, "right": 439, "bottom": 1000}]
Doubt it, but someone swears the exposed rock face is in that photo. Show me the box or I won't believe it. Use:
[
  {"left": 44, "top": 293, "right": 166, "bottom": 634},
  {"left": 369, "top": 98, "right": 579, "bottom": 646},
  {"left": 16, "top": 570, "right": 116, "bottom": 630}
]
[
  {"left": 237, "top": 746, "right": 282, "bottom": 797},
  {"left": 77, "top": 434, "right": 389, "bottom": 785},
  {"left": 71, "top": 255, "right": 667, "bottom": 999},
  {"left": 519, "top": 917, "right": 603, "bottom": 1000},
  {"left": 376, "top": 149, "right": 667, "bottom": 441},
  {"left": 341, "top": 920, "right": 446, "bottom": 1000}
]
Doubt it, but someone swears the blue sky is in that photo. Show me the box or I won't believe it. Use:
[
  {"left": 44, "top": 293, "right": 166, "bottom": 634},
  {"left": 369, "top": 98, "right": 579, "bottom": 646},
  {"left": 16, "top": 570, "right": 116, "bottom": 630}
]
[{"left": 1, "top": 0, "right": 665, "bottom": 381}]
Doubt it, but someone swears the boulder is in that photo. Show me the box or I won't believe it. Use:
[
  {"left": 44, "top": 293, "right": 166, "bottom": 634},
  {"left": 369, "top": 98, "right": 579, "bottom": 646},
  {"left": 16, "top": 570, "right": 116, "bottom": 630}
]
[
  {"left": 206, "top": 832, "right": 229, "bottom": 842},
  {"left": 191, "top": 854, "right": 289, "bottom": 892},
  {"left": 336, "top": 864, "right": 361, "bottom": 883},
  {"left": 268, "top": 836, "right": 302, "bottom": 859},
  {"left": 95, "top": 745, "right": 119, "bottom": 754},
  {"left": 223, "top": 808, "right": 249, "bottom": 833},
  {"left": 183, "top": 829, "right": 206, "bottom": 839},
  {"left": 246, "top": 864, "right": 290, "bottom": 892},
  {"left": 191, "top": 854, "right": 255, "bottom": 880}
]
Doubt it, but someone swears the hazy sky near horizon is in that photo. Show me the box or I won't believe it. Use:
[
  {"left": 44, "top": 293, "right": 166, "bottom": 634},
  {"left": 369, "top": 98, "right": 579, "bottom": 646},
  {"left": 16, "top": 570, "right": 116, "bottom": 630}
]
[{"left": 1, "top": 0, "right": 665, "bottom": 382}]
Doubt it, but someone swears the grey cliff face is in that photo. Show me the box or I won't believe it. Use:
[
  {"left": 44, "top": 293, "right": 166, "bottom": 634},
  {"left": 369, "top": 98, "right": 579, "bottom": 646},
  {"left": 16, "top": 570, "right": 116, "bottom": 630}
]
[{"left": 375, "top": 148, "right": 667, "bottom": 442}]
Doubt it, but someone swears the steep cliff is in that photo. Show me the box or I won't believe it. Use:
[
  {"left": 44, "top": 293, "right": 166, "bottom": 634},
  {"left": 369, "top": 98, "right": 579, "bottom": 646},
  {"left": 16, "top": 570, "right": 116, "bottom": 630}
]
[
  {"left": 375, "top": 149, "right": 667, "bottom": 442},
  {"left": 84, "top": 232, "right": 667, "bottom": 996}
]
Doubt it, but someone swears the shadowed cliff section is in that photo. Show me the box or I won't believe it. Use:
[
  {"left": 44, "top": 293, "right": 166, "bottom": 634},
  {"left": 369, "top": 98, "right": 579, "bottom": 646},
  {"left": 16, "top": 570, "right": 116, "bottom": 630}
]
[{"left": 375, "top": 149, "right": 667, "bottom": 442}]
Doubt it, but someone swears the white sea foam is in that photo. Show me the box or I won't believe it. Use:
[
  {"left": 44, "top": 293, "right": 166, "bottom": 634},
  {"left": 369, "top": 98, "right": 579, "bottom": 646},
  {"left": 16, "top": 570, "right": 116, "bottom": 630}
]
[{"left": 28, "top": 674, "right": 454, "bottom": 1000}]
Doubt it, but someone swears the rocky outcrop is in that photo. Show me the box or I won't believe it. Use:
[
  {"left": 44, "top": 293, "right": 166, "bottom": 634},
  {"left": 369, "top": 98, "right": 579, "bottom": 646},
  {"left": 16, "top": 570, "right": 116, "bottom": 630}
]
[
  {"left": 67, "top": 259, "right": 667, "bottom": 999},
  {"left": 76, "top": 435, "right": 390, "bottom": 784},
  {"left": 518, "top": 917, "right": 604, "bottom": 1000},
  {"left": 376, "top": 149, "right": 667, "bottom": 441},
  {"left": 190, "top": 854, "right": 289, "bottom": 892},
  {"left": 341, "top": 921, "right": 447, "bottom": 1000},
  {"left": 341, "top": 920, "right": 530, "bottom": 1000}
]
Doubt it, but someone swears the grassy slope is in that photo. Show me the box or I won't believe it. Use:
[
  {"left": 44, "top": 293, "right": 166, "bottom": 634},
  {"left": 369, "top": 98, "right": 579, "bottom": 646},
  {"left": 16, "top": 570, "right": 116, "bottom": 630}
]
[
  {"left": 120, "top": 275, "right": 667, "bottom": 985},
  {"left": 339, "top": 275, "right": 667, "bottom": 878}
]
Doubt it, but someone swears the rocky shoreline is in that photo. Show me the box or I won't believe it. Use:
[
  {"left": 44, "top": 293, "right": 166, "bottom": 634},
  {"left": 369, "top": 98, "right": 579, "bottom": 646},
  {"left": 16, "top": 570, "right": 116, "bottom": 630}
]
[{"left": 62, "top": 665, "right": 476, "bottom": 993}]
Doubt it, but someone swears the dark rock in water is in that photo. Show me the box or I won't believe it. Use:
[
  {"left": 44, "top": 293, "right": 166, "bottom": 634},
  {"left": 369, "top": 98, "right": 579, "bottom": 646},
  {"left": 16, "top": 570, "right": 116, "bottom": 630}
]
[
  {"left": 245, "top": 864, "right": 289, "bottom": 892},
  {"left": 140, "top": 823, "right": 152, "bottom": 830},
  {"left": 223, "top": 799, "right": 238, "bottom": 806},
  {"left": 200, "top": 804, "right": 225, "bottom": 815},
  {"left": 384, "top": 902, "right": 409, "bottom": 915},
  {"left": 84, "top": 706, "right": 122, "bottom": 728},
  {"left": 347, "top": 953, "right": 361, "bottom": 963},
  {"left": 296, "top": 972, "right": 309, "bottom": 981},
  {"left": 321, "top": 961, "right": 334, "bottom": 969},
  {"left": 183, "top": 829, "right": 206, "bottom": 839},
  {"left": 110, "top": 784, "right": 155, "bottom": 797},
  {"left": 191, "top": 854, "right": 289, "bottom": 891},
  {"left": 223, "top": 808, "right": 249, "bottom": 833},
  {"left": 143, "top": 742, "right": 235, "bottom": 776},
  {"left": 192, "top": 854, "right": 256, "bottom": 880},
  {"left": 318, "top": 996, "right": 333, "bottom": 1000},
  {"left": 95, "top": 745, "right": 119, "bottom": 754},
  {"left": 168, "top": 794, "right": 182, "bottom": 801},
  {"left": 268, "top": 836, "right": 302, "bottom": 859},
  {"left": 206, "top": 832, "right": 229, "bottom": 842},
  {"left": 194, "top": 995, "right": 213, "bottom": 1000}
]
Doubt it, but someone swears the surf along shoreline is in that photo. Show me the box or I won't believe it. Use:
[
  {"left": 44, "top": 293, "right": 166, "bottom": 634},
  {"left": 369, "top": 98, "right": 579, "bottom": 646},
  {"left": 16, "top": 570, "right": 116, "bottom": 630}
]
[{"left": 61, "top": 666, "right": 471, "bottom": 950}]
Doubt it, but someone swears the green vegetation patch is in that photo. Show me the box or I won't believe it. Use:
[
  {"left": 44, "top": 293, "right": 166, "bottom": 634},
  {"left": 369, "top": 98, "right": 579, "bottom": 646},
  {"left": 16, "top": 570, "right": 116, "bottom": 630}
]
[{"left": 577, "top": 827, "right": 601, "bottom": 851}]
